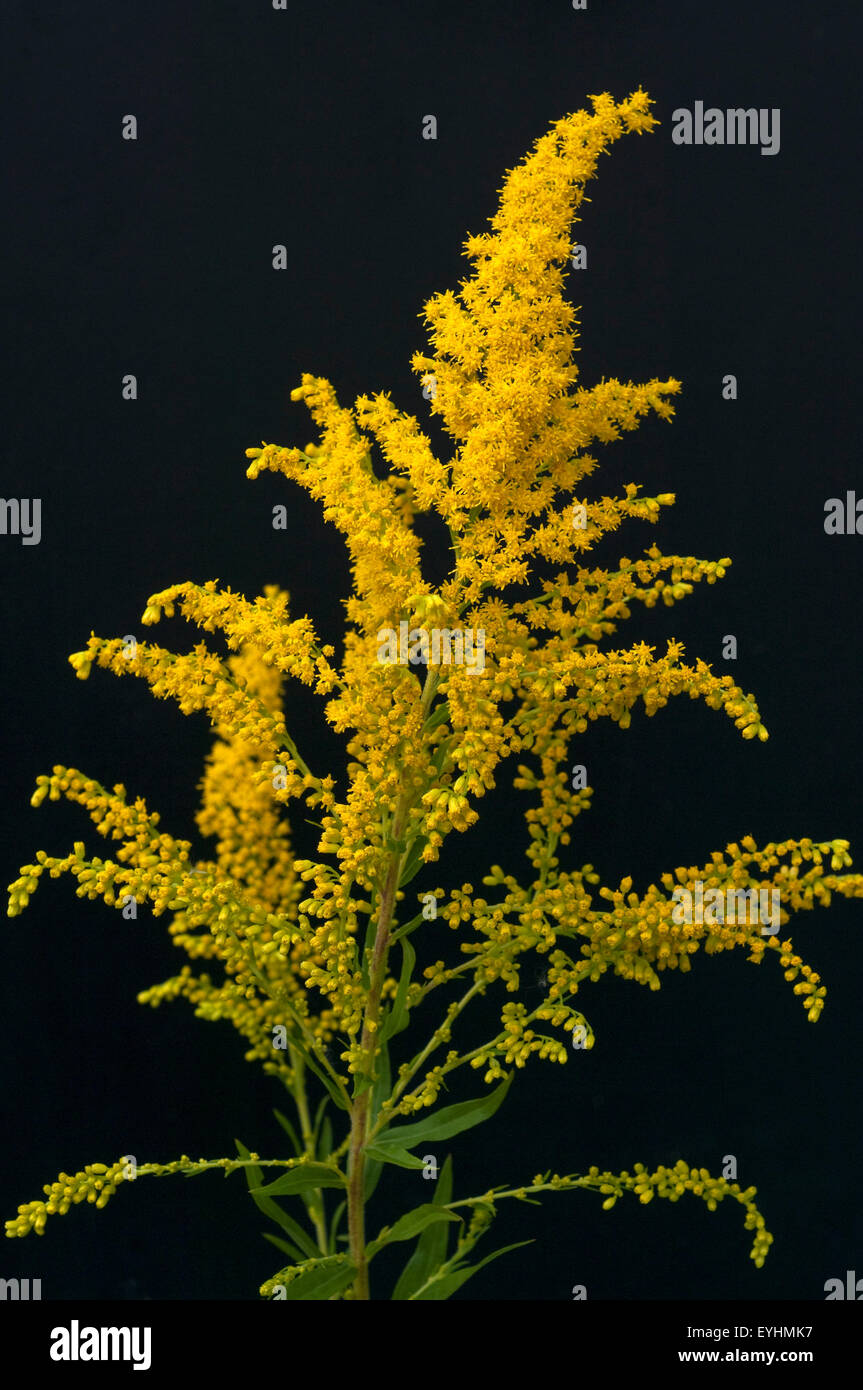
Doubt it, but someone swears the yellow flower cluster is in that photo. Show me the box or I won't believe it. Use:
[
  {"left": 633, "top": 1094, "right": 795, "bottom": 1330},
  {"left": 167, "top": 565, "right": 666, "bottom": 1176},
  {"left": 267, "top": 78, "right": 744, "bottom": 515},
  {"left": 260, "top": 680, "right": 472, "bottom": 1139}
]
[
  {"left": 7, "top": 1159, "right": 130, "bottom": 1236},
  {"left": 5, "top": 1153, "right": 287, "bottom": 1239},
  {"left": 68, "top": 632, "right": 290, "bottom": 760},
  {"left": 246, "top": 379, "right": 424, "bottom": 638},
  {"left": 433, "top": 837, "right": 863, "bottom": 1059},
  {"left": 535, "top": 1162, "right": 773, "bottom": 1268},
  {"left": 141, "top": 581, "right": 339, "bottom": 696},
  {"left": 7, "top": 639, "right": 351, "bottom": 1078}
]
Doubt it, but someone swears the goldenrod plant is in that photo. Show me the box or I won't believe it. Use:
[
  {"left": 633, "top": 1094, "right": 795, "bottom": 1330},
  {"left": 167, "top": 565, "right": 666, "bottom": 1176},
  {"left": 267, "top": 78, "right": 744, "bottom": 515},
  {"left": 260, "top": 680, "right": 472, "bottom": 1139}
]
[{"left": 7, "top": 88, "right": 862, "bottom": 1300}]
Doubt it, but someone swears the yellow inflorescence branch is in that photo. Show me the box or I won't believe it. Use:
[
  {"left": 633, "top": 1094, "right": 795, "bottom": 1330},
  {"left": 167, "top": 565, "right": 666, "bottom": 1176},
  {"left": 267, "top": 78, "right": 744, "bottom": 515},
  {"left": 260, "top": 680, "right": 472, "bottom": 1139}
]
[{"left": 5, "top": 1155, "right": 332, "bottom": 1239}]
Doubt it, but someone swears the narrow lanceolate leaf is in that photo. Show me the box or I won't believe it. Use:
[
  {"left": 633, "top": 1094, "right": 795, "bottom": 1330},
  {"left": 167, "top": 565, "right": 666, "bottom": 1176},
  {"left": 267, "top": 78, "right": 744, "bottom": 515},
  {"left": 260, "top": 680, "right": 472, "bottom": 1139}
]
[
  {"left": 252, "top": 1162, "right": 346, "bottom": 1197},
  {"left": 302, "top": 1052, "right": 351, "bottom": 1113},
  {"left": 370, "top": 1038, "right": 392, "bottom": 1128},
  {"left": 364, "top": 1039, "right": 392, "bottom": 1202},
  {"left": 310, "top": 1095, "right": 329, "bottom": 1153},
  {"left": 234, "top": 1140, "right": 320, "bottom": 1261},
  {"left": 372, "top": 1074, "right": 512, "bottom": 1156},
  {"left": 352, "top": 1072, "right": 374, "bottom": 1101},
  {"left": 423, "top": 701, "right": 451, "bottom": 735},
  {"left": 265, "top": 1256, "right": 357, "bottom": 1301},
  {"left": 366, "top": 1203, "right": 461, "bottom": 1260},
  {"left": 392, "top": 1155, "right": 454, "bottom": 1300},
  {"left": 328, "top": 1199, "right": 347, "bottom": 1256},
  {"left": 262, "top": 1232, "right": 305, "bottom": 1262},
  {"left": 380, "top": 937, "right": 416, "bottom": 1041},
  {"left": 397, "top": 836, "right": 430, "bottom": 889},
  {"left": 411, "top": 1240, "right": 534, "bottom": 1300},
  {"left": 363, "top": 1141, "right": 425, "bottom": 1171},
  {"left": 363, "top": 1146, "right": 384, "bottom": 1199},
  {"left": 272, "top": 1109, "right": 302, "bottom": 1157},
  {"left": 318, "top": 1116, "right": 334, "bottom": 1163},
  {"left": 360, "top": 909, "right": 378, "bottom": 992}
]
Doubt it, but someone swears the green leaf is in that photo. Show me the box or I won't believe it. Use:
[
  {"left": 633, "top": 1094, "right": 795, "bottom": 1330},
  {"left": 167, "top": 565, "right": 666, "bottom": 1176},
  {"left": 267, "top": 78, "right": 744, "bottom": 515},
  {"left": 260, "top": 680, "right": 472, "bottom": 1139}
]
[
  {"left": 411, "top": 1240, "right": 533, "bottom": 1300},
  {"left": 328, "top": 1199, "right": 347, "bottom": 1255},
  {"left": 372, "top": 1075, "right": 513, "bottom": 1156},
  {"left": 303, "top": 1051, "right": 351, "bottom": 1113},
  {"left": 364, "top": 1039, "right": 392, "bottom": 1202},
  {"left": 363, "top": 1154, "right": 383, "bottom": 1202},
  {"left": 380, "top": 937, "right": 416, "bottom": 1041},
  {"left": 352, "top": 1072, "right": 374, "bottom": 1101},
  {"left": 262, "top": 1232, "right": 305, "bottom": 1262},
  {"left": 268, "top": 1256, "right": 357, "bottom": 1301},
  {"left": 234, "top": 1138, "right": 259, "bottom": 1173},
  {"left": 423, "top": 701, "right": 451, "bottom": 734},
  {"left": 318, "top": 1116, "right": 333, "bottom": 1163},
  {"left": 397, "top": 838, "right": 429, "bottom": 889},
  {"left": 390, "top": 913, "right": 425, "bottom": 947},
  {"left": 252, "top": 1163, "right": 346, "bottom": 1197},
  {"left": 272, "top": 1108, "right": 302, "bottom": 1156},
  {"left": 431, "top": 737, "right": 454, "bottom": 773},
  {"left": 310, "top": 1094, "right": 329, "bottom": 1152},
  {"left": 234, "top": 1140, "right": 320, "bottom": 1261},
  {"left": 370, "top": 1038, "right": 392, "bottom": 1126},
  {"left": 392, "top": 1155, "right": 453, "bottom": 1300},
  {"left": 363, "top": 1141, "right": 425, "bottom": 1171},
  {"left": 367, "top": 1202, "right": 460, "bottom": 1260}
]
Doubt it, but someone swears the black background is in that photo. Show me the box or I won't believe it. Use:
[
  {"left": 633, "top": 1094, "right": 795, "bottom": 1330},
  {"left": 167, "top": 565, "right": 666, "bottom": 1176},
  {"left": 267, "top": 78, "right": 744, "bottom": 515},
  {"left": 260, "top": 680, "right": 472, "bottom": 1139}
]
[{"left": 2, "top": 0, "right": 861, "bottom": 1302}]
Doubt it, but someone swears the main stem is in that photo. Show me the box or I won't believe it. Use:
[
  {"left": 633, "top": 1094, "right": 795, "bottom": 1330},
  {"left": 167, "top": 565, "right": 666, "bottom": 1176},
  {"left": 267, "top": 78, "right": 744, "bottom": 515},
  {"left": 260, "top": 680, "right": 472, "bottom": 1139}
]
[
  {"left": 346, "top": 670, "right": 438, "bottom": 1299},
  {"left": 346, "top": 787, "right": 409, "bottom": 1298}
]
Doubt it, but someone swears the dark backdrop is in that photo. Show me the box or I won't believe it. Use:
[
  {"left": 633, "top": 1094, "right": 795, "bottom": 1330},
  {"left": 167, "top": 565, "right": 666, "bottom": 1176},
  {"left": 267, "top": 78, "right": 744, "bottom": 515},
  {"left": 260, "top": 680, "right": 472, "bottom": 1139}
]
[{"left": 2, "top": 0, "right": 860, "bottom": 1301}]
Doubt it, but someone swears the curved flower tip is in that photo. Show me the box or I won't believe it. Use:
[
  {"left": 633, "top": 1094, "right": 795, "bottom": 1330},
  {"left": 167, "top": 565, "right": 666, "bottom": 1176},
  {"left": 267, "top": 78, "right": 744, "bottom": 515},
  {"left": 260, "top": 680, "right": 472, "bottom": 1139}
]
[{"left": 67, "top": 651, "right": 92, "bottom": 680}]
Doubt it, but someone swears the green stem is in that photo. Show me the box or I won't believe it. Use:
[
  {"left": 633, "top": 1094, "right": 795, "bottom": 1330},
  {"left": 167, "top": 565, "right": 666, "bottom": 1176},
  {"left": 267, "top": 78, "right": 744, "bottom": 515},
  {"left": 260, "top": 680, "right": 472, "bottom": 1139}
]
[
  {"left": 136, "top": 1156, "right": 339, "bottom": 1178},
  {"left": 346, "top": 787, "right": 410, "bottom": 1297},
  {"left": 346, "top": 669, "right": 439, "bottom": 1299}
]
